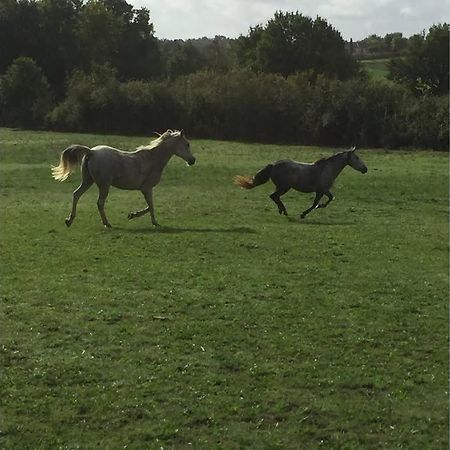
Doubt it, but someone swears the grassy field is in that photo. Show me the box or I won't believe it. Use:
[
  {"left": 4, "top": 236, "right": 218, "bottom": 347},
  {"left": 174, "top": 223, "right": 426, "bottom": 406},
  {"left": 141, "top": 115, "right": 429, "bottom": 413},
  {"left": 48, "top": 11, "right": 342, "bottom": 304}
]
[
  {"left": 1, "top": 128, "right": 448, "bottom": 449},
  {"left": 360, "top": 59, "right": 391, "bottom": 81}
]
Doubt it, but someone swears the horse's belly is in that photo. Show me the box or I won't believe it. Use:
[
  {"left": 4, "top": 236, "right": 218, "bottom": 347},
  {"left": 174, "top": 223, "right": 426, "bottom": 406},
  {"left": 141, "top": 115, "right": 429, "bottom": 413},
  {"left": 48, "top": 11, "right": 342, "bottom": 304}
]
[
  {"left": 111, "top": 177, "right": 142, "bottom": 190},
  {"left": 292, "top": 185, "right": 316, "bottom": 193}
]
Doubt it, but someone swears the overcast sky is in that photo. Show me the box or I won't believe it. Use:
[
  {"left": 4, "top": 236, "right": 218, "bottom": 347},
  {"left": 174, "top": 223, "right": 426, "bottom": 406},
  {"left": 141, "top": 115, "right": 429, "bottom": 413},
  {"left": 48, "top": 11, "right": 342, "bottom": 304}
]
[{"left": 130, "top": 0, "right": 449, "bottom": 41}]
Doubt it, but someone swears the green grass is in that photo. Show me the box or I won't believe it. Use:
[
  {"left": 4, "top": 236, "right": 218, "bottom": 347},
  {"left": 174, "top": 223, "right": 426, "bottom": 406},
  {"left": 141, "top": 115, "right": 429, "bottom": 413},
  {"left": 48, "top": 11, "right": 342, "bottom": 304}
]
[
  {"left": 1, "top": 128, "right": 448, "bottom": 449},
  {"left": 360, "top": 59, "right": 391, "bottom": 80}
]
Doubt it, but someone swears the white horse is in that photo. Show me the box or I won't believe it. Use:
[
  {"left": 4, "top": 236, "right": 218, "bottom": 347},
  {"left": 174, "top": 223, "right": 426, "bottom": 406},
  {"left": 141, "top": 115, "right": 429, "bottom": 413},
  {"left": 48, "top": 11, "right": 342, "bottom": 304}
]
[{"left": 52, "top": 129, "right": 195, "bottom": 228}]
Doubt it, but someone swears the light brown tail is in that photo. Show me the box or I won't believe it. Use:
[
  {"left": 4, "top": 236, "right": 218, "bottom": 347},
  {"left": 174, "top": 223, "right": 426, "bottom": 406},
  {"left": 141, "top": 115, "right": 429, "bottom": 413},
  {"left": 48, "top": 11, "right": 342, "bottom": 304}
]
[
  {"left": 234, "top": 175, "right": 255, "bottom": 189},
  {"left": 234, "top": 163, "right": 273, "bottom": 190},
  {"left": 52, "top": 145, "right": 91, "bottom": 181}
]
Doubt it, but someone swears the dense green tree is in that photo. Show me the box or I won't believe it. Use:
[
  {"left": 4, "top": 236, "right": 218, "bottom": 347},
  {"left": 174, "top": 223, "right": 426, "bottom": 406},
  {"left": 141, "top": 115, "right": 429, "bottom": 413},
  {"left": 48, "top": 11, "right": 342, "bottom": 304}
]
[
  {"left": 234, "top": 25, "right": 264, "bottom": 71},
  {"left": 360, "top": 34, "right": 386, "bottom": 54},
  {"left": 36, "top": 0, "right": 83, "bottom": 95},
  {"left": 75, "top": 1, "right": 161, "bottom": 79},
  {"left": 99, "top": 0, "right": 132, "bottom": 19},
  {"left": 161, "top": 40, "right": 204, "bottom": 80},
  {"left": 235, "top": 11, "right": 358, "bottom": 79},
  {"left": 160, "top": 36, "right": 234, "bottom": 80},
  {"left": 390, "top": 34, "right": 408, "bottom": 53},
  {"left": 0, "top": 0, "right": 161, "bottom": 92},
  {"left": 0, "top": 56, "right": 52, "bottom": 127},
  {"left": 354, "top": 32, "right": 408, "bottom": 58},
  {"left": 0, "top": 0, "right": 42, "bottom": 73},
  {"left": 75, "top": 1, "right": 123, "bottom": 67},
  {"left": 203, "top": 36, "right": 233, "bottom": 73},
  {"left": 49, "top": 63, "right": 120, "bottom": 131},
  {"left": 388, "top": 24, "right": 449, "bottom": 95},
  {"left": 0, "top": 0, "right": 84, "bottom": 96},
  {"left": 115, "top": 6, "right": 162, "bottom": 80},
  {"left": 384, "top": 32, "right": 407, "bottom": 53}
]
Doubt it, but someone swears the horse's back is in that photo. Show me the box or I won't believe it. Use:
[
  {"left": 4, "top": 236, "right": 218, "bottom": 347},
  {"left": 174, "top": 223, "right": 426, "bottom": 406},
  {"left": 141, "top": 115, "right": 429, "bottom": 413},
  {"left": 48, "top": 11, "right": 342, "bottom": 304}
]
[
  {"left": 88, "top": 146, "right": 143, "bottom": 189},
  {"left": 89, "top": 146, "right": 127, "bottom": 173},
  {"left": 91, "top": 145, "right": 129, "bottom": 157},
  {"left": 272, "top": 159, "right": 318, "bottom": 192}
]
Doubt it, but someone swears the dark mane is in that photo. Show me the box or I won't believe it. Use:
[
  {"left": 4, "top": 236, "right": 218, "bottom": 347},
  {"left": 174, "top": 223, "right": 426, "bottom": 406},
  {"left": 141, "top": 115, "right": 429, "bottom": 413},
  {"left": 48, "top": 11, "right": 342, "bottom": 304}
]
[
  {"left": 314, "top": 151, "right": 347, "bottom": 166},
  {"left": 314, "top": 157, "right": 328, "bottom": 166}
]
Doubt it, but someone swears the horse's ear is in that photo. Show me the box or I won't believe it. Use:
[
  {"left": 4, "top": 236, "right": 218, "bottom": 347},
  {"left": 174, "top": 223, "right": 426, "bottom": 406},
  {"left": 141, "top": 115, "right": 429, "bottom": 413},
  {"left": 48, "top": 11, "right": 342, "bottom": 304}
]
[
  {"left": 351, "top": 146, "right": 356, "bottom": 152},
  {"left": 180, "top": 129, "right": 184, "bottom": 136}
]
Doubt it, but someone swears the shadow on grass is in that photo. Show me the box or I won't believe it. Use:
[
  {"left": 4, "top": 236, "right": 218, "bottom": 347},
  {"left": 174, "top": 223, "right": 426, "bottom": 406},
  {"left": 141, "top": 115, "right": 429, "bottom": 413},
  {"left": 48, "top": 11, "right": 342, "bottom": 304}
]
[
  {"left": 286, "top": 217, "right": 355, "bottom": 226},
  {"left": 113, "top": 225, "right": 257, "bottom": 234}
]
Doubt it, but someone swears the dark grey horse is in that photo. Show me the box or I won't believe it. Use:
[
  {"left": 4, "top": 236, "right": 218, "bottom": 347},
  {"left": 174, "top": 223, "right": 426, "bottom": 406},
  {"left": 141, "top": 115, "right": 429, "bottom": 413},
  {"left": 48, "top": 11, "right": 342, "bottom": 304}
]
[
  {"left": 52, "top": 129, "right": 195, "bottom": 228},
  {"left": 235, "top": 147, "right": 367, "bottom": 219}
]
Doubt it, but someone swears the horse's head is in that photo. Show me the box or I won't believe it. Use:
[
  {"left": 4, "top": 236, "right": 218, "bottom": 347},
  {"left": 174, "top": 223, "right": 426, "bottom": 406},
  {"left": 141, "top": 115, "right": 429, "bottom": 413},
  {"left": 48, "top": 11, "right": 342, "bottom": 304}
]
[
  {"left": 347, "top": 147, "right": 367, "bottom": 174},
  {"left": 173, "top": 130, "right": 196, "bottom": 166}
]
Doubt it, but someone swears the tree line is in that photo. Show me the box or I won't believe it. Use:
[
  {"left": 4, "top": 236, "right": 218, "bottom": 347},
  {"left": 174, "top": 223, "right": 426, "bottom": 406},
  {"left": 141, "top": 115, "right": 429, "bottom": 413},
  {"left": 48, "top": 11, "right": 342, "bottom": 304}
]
[{"left": 0, "top": 0, "right": 448, "bottom": 150}]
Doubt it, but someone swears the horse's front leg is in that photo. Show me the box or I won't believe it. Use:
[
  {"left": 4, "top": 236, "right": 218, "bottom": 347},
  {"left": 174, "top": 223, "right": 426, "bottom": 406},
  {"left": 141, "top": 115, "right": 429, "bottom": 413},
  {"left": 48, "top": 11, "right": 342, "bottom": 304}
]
[
  {"left": 317, "top": 191, "right": 334, "bottom": 209},
  {"left": 142, "top": 188, "right": 159, "bottom": 226},
  {"left": 127, "top": 191, "right": 158, "bottom": 223},
  {"left": 300, "top": 192, "right": 323, "bottom": 219}
]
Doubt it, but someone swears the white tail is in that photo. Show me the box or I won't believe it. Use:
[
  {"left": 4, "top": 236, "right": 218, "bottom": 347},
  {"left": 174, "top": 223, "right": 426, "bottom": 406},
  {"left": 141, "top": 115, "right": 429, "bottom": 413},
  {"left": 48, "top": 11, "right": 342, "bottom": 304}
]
[{"left": 51, "top": 145, "right": 91, "bottom": 181}]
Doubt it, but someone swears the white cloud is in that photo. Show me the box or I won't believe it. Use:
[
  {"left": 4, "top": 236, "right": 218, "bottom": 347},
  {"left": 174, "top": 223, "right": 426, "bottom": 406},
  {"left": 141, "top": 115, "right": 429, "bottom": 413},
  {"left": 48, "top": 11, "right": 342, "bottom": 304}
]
[
  {"left": 317, "top": 0, "right": 368, "bottom": 18},
  {"left": 131, "top": 0, "right": 450, "bottom": 40},
  {"left": 400, "top": 6, "right": 414, "bottom": 16}
]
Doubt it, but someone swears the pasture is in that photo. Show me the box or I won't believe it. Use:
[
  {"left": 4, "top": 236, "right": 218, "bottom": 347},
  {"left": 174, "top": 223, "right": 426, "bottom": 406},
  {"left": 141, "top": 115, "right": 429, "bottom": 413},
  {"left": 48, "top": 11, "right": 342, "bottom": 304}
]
[
  {"left": 360, "top": 58, "right": 391, "bottom": 81},
  {"left": 1, "top": 128, "right": 448, "bottom": 449}
]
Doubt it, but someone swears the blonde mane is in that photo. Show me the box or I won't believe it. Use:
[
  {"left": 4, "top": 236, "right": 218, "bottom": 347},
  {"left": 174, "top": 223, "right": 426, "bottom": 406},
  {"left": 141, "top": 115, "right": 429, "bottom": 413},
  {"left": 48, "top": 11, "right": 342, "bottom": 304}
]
[{"left": 137, "top": 129, "right": 182, "bottom": 151}]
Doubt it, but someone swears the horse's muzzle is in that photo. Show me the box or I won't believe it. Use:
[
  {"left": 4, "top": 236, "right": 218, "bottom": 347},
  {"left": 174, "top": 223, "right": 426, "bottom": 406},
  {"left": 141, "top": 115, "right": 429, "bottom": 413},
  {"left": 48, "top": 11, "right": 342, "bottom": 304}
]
[
  {"left": 188, "top": 157, "right": 196, "bottom": 166},
  {"left": 362, "top": 167, "right": 368, "bottom": 174}
]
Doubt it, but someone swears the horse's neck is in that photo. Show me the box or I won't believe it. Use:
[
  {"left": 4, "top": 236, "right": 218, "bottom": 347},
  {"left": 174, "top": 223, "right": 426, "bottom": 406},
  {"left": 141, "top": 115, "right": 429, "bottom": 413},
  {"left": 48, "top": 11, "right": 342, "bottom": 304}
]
[
  {"left": 145, "top": 144, "right": 174, "bottom": 172},
  {"left": 326, "top": 153, "right": 348, "bottom": 180}
]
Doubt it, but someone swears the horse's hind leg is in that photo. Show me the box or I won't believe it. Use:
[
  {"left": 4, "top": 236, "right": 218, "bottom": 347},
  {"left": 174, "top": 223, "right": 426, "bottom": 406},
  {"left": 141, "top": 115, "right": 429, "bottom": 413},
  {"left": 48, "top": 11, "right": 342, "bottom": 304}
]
[
  {"left": 128, "top": 206, "right": 150, "bottom": 220},
  {"left": 97, "top": 185, "right": 112, "bottom": 228},
  {"left": 269, "top": 187, "right": 290, "bottom": 216},
  {"left": 318, "top": 191, "right": 334, "bottom": 209},
  {"left": 65, "top": 169, "right": 93, "bottom": 227},
  {"left": 300, "top": 193, "right": 323, "bottom": 219}
]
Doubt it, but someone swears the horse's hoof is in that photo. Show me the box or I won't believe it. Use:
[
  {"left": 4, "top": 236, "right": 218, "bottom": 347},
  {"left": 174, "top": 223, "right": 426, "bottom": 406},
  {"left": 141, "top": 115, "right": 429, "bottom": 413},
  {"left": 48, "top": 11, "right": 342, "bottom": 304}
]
[
  {"left": 300, "top": 214, "right": 306, "bottom": 220},
  {"left": 65, "top": 219, "right": 72, "bottom": 227},
  {"left": 104, "top": 223, "right": 112, "bottom": 228},
  {"left": 283, "top": 211, "right": 288, "bottom": 216},
  {"left": 152, "top": 222, "right": 160, "bottom": 227},
  {"left": 127, "top": 213, "right": 134, "bottom": 220}
]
